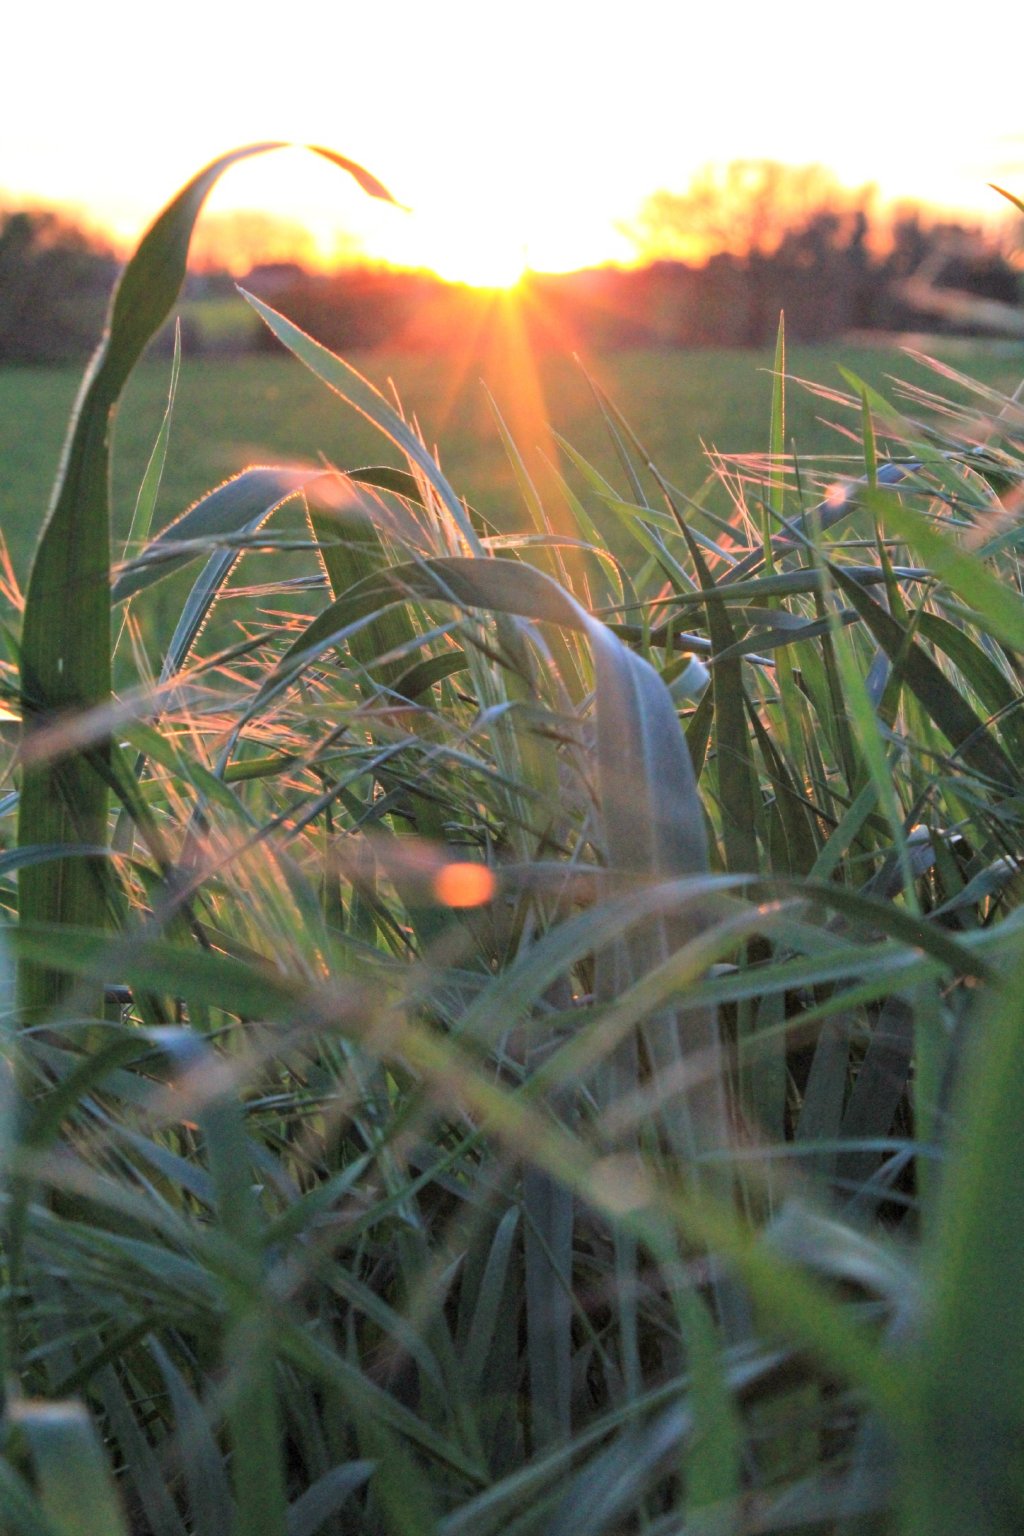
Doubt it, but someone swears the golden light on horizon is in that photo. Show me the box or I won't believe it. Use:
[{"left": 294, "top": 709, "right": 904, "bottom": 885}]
[
  {"left": 426, "top": 242, "right": 528, "bottom": 291},
  {"left": 142, "top": 150, "right": 624, "bottom": 286},
  {"left": 400, "top": 202, "right": 531, "bottom": 288},
  {"left": 3, "top": 2, "right": 1020, "bottom": 290},
  {"left": 20, "top": 140, "right": 1015, "bottom": 298}
]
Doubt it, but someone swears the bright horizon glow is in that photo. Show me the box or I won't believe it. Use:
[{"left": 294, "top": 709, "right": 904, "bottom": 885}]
[
  {"left": 3, "top": 1, "right": 1020, "bottom": 290},
  {"left": 386, "top": 204, "right": 532, "bottom": 288},
  {"left": 11, "top": 144, "right": 1014, "bottom": 292},
  {"left": 185, "top": 196, "right": 536, "bottom": 288}
]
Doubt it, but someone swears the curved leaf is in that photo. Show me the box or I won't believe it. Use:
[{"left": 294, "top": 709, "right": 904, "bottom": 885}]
[
  {"left": 112, "top": 466, "right": 316, "bottom": 602},
  {"left": 16, "top": 144, "right": 398, "bottom": 1014}
]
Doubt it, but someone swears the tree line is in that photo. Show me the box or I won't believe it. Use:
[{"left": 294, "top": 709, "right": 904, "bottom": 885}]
[
  {"left": 2, "top": 163, "right": 1020, "bottom": 365},
  {"left": 243, "top": 226, "right": 1019, "bottom": 361},
  {"left": 0, "top": 208, "right": 119, "bottom": 364}
]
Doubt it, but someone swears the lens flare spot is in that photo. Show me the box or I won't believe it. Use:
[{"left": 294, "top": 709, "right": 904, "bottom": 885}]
[
  {"left": 432, "top": 862, "right": 497, "bottom": 908},
  {"left": 590, "top": 1154, "right": 655, "bottom": 1215}
]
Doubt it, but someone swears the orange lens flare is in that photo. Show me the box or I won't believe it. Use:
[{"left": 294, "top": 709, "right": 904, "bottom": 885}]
[{"left": 431, "top": 862, "right": 497, "bottom": 908}]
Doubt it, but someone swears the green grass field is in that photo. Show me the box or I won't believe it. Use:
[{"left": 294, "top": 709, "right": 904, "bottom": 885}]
[
  {"left": 9, "top": 135, "right": 1024, "bottom": 1536},
  {"left": 7, "top": 241, "right": 1024, "bottom": 1531},
  {"left": 5, "top": 338, "right": 1023, "bottom": 585},
  {"left": 10, "top": 248, "right": 1024, "bottom": 1523}
]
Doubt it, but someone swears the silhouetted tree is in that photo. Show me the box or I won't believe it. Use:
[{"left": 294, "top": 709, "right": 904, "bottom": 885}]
[
  {"left": 621, "top": 166, "right": 1022, "bottom": 345},
  {"left": 0, "top": 209, "right": 117, "bottom": 363},
  {"left": 629, "top": 162, "right": 873, "bottom": 261}
]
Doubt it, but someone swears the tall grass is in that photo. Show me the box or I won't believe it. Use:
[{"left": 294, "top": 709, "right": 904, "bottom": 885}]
[{"left": 1, "top": 148, "right": 1023, "bottom": 1535}]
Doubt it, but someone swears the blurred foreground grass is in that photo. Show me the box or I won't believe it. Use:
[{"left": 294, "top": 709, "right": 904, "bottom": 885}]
[{"left": 4, "top": 154, "right": 1024, "bottom": 1534}]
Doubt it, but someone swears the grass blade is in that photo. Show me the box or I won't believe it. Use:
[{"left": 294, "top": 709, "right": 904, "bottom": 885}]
[
  {"left": 112, "top": 466, "right": 316, "bottom": 602},
  {"left": 241, "top": 290, "right": 482, "bottom": 553},
  {"left": 17, "top": 144, "right": 397, "bottom": 1014},
  {"left": 902, "top": 927, "right": 1024, "bottom": 1535},
  {"left": 11, "top": 1401, "right": 129, "bottom": 1536}
]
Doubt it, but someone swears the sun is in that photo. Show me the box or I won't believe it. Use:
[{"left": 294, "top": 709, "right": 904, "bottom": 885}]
[
  {"left": 427, "top": 237, "right": 528, "bottom": 291},
  {"left": 400, "top": 207, "right": 529, "bottom": 290}
]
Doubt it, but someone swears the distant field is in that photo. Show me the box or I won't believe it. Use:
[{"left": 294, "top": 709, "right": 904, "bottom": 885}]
[{"left": 3, "top": 337, "right": 1023, "bottom": 590}]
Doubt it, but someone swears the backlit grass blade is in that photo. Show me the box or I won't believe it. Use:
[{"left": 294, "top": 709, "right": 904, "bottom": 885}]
[
  {"left": 285, "top": 1463, "right": 374, "bottom": 1536},
  {"left": 283, "top": 549, "right": 732, "bottom": 1180},
  {"left": 274, "top": 554, "right": 711, "bottom": 877},
  {"left": 827, "top": 560, "right": 1017, "bottom": 789},
  {"left": 122, "top": 321, "right": 181, "bottom": 566},
  {"left": 915, "top": 611, "right": 1024, "bottom": 761},
  {"left": 13, "top": 189, "right": 1024, "bottom": 1533},
  {"left": 460, "top": 1206, "right": 520, "bottom": 1400},
  {"left": 902, "top": 926, "right": 1024, "bottom": 1535},
  {"left": 183, "top": 1032, "right": 287, "bottom": 1536},
  {"left": 112, "top": 466, "right": 317, "bottom": 602},
  {"left": 836, "top": 998, "right": 913, "bottom": 1203},
  {"left": 744, "top": 703, "right": 819, "bottom": 877},
  {"left": 768, "top": 311, "right": 786, "bottom": 527},
  {"left": 306, "top": 480, "right": 419, "bottom": 694},
  {"left": 679, "top": 524, "right": 758, "bottom": 875},
  {"left": 990, "top": 182, "right": 1024, "bottom": 216},
  {"left": 241, "top": 290, "right": 483, "bottom": 553},
  {"left": 113, "top": 322, "right": 181, "bottom": 661},
  {"left": 861, "top": 386, "right": 879, "bottom": 490},
  {"left": 17, "top": 144, "right": 398, "bottom": 1015},
  {"left": 865, "top": 486, "right": 1024, "bottom": 654},
  {"left": 0, "top": 918, "right": 903, "bottom": 1412},
  {"left": 150, "top": 1342, "right": 235, "bottom": 1536},
  {"left": 94, "top": 1364, "right": 188, "bottom": 1536},
  {"left": 159, "top": 546, "right": 256, "bottom": 680},
  {"left": 0, "top": 1460, "right": 61, "bottom": 1536},
  {"left": 523, "top": 1164, "right": 574, "bottom": 1447},
  {"left": 19, "top": 146, "right": 278, "bottom": 1016},
  {"left": 10, "top": 1400, "right": 129, "bottom": 1536},
  {"left": 724, "top": 461, "right": 916, "bottom": 583},
  {"left": 580, "top": 363, "right": 651, "bottom": 509}
]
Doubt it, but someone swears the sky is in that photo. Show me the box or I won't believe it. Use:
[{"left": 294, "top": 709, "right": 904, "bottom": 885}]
[{"left": 4, "top": 0, "right": 1022, "bottom": 284}]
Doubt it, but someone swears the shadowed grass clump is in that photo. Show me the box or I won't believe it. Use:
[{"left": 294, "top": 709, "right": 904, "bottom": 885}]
[{"left": 1, "top": 148, "right": 1023, "bottom": 1536}]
